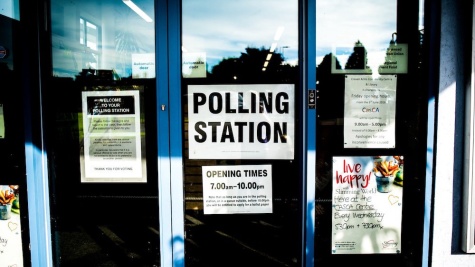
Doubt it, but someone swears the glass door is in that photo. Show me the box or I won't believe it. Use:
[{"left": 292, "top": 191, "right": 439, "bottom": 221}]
[
  {"left": 0, "top": 9, "right": 31, "bottom": 267},
  {"left": 181, "top": 0, "right": 303, "bottom": 266},
  {"left": 314, "top": 0, "right": 428, "bottom": 266},
  {"left": 47, "top": 0, "right": 161, "bottom": 265}
]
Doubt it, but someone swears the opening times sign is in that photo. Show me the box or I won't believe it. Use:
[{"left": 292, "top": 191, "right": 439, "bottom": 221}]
[
  {"left": 202, "top": 165, "right": 272, "bottom": 214},
  {"left": 188, "top": 84, "right": 294, "bottom": 160},
  {"left": 344, "top": 75, "right": 397, "bottom": 148},
  {"left": 332, "top": 156, "right": 403, "bottom": 254},
  {"left": 81, "top": 90, "right": 146, "bottom": 183}
]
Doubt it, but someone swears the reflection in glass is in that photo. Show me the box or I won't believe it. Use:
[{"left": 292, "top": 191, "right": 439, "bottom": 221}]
[
  {"left": 51, "top": 0, "right": 155, "bottom": 80},
  {"left": 49, "top": 0, "right": 159, "bottom": 266},
  {"left": 315, "top": 0, "right": 426, "bottom": 266},
  {"left": 182, "top": 0, "right": 300, "bottom": 266},
  {"left": 316, "top": 0, "right": 397, "bottom": 75}
]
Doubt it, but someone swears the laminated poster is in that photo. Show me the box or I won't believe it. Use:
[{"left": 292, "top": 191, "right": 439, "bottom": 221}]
[
  {"left": 332, "top": 156, "right": 404, "bottom": 254},
  {"left": 0, "top": 185, "right": 23, "bottom": 267},
  {"left": 80, "top": 90, "right": 146, "bottom": 183},
  {"left": 188, "top": 84, "right": 294, "bottom": 160},
  {"left": 0, "top": 104, "right": 4, "bottom": 139},
  {"left": 202, "top": 165, "right": 272, "bottom": 214},
  {"left": 344, "top": 75, "right": 397, "bottom": 148}
]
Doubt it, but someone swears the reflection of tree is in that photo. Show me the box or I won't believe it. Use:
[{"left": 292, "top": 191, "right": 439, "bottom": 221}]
[
  {"left": 209, "top": 47, "right": 298, "bottom": 83},
  {"left": 317, "top": 53, "right": 345, "bottom": 120},
  {"left": 378, "top": 34, "right": 399, "bottom": 74},
  {"left": 114, "top": 6, "right": 154, "bottom": 78},
  {"left": 315, "top": 53, "right": 345, "bottom": 204},
  {"left": 345, "top": 40, "right": 370, "bottom": 72}
]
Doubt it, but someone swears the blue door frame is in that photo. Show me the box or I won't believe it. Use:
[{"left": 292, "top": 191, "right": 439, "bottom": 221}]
[
  {"left": 22, "top": 0, "right": 435, "bottom": 266},
  {"left": 20, "top": 0, "right": 324, "bottom": 265}
]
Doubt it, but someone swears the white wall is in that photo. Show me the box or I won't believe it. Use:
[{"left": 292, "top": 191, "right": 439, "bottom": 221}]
[{"left": 431, "top": 0, "right": 475, "bottom": 265}]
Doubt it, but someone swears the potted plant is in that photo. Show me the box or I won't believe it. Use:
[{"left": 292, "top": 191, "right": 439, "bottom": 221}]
[{"left": 0, "top": 187, "right": 16, "bottom": 220}]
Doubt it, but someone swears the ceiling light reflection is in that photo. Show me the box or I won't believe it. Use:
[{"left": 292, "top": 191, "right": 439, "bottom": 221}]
[
  {"left": 123, "top": 0, "right": 153, "bottom": 22},
  {"left": 274, "top": 26, "right": 285, "bottom": 41}
]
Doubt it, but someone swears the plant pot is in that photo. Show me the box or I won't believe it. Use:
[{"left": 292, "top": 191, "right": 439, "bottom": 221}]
[
  {"left": 376, "top": 176, "right": 393, "bottom": 193},
  {"left": 0, "top": 204, "right": 12, "bottom": 220}
]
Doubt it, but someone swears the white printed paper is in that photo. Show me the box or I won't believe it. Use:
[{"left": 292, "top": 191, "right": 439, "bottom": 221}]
[
  {"left": 202, "top": 165, "right": 272, "bottom": 214},
  {"left": 344, "top": 75, "right": 397, "bottom": 148},
  {"left": 0, "top": 104, "right": 4, "bottom": 139},
  {"left": 188, "top": 84, "right": 294, "bottom": 159},
  {"left": 80, "top": 90, "right": 146, "bottom": 183}
]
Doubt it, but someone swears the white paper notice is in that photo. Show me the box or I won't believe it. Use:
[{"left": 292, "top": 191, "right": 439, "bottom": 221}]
[
  {"left": 132, "top": 53, "right": 155, "bottom": 79},
  {"left": 0, "top": 185, "right": 23, "bottom": 267},
  {"left": 378, "top": 43, "right": 408, "bottom": 74},
  {"left": 81, "top": 90, "right": 146, "bottom": 183},
  {"left": 188, "top": 84, "right": 294, "bottom": 159},
  {"left": 202, "top": 165, "right": 272, "bottom": 214},
  {"left": 344, "top": 75, "right": 397, "bottom": 148},
  {"left": 0, "top": 104, "right": 4, "bottom": 139},
  {"left": 331, "top": 156, "right": 403, "bottom": 254},
  {"left": 182, "top": 52, "right": 207, "bottom": 78}
]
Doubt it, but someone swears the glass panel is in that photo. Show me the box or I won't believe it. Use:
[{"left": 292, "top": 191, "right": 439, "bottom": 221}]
[
  {"left": 49, "top": 0, "right": 159, "bottom": 265},
  {"left": 0, "top": 0, "right": 20, "bottom": 20},
  {"left": 315, "top": 0, "right": 427, "bottom": 266},
  {"left": 0, "top": 14, "right": 30, "bottom": 266},
  {"left": 182, "top": 0, "right": 301, "bottom": 266}
]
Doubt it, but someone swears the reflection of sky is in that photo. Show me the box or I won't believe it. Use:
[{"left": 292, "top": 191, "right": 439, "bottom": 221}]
[
  {"left": 51, "top": 0, "right": 155, "bottom": 78},
  {"left": 0, "top": 0, "right": 20, "bottom": 20},
  {"left": 316, "top": 0, "right": 397, "bottom": 68},
  {"left": 182, "top": 0, "right": 299, "bottom": 71},
  {"left": 51, "top": 0, "right": 402, "bottom": 77},
  {"left": 182, "top": 0, "right": 398, "bottom": 72}
]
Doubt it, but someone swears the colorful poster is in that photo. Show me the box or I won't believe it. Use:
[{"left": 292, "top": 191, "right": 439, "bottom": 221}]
[
  {"left": 344, "top": 75, "right": 397, "bottom": 148},
  {"left": 0, "top": 185, "right": 23, "bottom": 267},
  {"left": 188, "top": 84, "right": 294, "bottom": 159},
  {"left": 80, "top": 90, "right": 146, "bottom": 183},
  {"left": 332, "top": 156, "right": 404, "bottom": 254},
  {"left": 202, "top": 165, "right": 272, "bottom": 214}
]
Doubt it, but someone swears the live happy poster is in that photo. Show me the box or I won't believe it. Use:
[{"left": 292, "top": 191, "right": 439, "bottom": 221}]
[{"left": 332, "top": 156, "right": 404, "bottom": 254}]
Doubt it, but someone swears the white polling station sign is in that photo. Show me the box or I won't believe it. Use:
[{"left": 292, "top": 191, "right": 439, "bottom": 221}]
[{"left": 188, "top": 84, "right": 294, "bottom": 160}]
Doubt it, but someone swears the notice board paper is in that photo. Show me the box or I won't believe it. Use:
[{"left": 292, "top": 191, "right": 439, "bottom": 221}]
[
  {"left": 344, "top": 75, "right": 397, "bottom": 148},
  {"left": 202, "top": 165, "right": 272, "bottom": 214},
  {"left": 332, "top": 156, "right": 403, "bottom": 254}
]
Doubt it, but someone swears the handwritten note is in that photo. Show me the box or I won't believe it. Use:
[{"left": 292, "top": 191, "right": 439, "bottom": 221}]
[
  {"left": 0, "top": 185, "right": 23, "bottom": 267},
  {"left": 332, "top": 156, "right": 403, "bottom": 254}
]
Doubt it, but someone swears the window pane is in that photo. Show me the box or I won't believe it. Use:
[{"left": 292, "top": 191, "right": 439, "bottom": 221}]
[
  {"left": 181, "top": 0, "right": 301, "bottom": 266},
  {"left": 49, "top": 0, "right": 159, "bottom": 266},
  {"left": 315, "top": 0, "right": 427, "bottom": 265}
]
